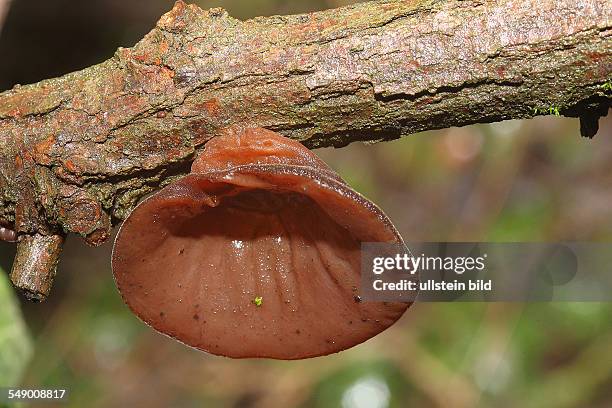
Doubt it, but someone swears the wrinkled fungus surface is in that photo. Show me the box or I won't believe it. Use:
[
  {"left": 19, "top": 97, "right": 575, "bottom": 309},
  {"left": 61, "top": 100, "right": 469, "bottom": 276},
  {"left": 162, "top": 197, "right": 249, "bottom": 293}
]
[{"left": 112, "top": 128, "right": 410, "bottom": 359}]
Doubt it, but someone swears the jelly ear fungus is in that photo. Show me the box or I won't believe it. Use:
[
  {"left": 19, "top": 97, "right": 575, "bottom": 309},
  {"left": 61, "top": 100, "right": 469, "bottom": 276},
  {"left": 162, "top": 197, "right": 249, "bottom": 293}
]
[{"left": 112, "top": 127, "right": 411, "bottom": 359}]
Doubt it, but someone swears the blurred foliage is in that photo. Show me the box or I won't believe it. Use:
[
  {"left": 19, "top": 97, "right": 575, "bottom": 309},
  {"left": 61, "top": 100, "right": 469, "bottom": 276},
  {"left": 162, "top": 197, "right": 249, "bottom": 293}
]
[
  {"left": 0, "top": 268, "right": 32, "bottom": 388},
  {"left": 304, "top": 360, "right": 419, "bottom": 408},
  {"left": 0, "top": 0, "right": 611, "bottom": 407}
]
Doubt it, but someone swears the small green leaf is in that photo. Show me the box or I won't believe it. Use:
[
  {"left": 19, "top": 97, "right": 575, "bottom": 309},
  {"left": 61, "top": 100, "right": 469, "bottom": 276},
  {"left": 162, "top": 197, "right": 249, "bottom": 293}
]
[
  {"left": 0, "top": 268, "right": 33, "bottom": 387},
  {"left": 253, "top": 296, "right": 263, "bottom": 307}
]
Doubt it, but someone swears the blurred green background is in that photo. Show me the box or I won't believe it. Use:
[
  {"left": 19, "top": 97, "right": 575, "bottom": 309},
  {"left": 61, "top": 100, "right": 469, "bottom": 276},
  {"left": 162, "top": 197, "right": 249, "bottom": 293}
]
[{"left": 0, "top": 1, "right": 611, "bottom": 407}]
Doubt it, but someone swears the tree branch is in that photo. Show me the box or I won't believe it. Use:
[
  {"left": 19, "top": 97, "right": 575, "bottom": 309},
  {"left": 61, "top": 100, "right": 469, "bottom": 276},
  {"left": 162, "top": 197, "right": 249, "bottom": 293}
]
[{"left": 0, "top": 0, "right": 610, "bottom": 297}]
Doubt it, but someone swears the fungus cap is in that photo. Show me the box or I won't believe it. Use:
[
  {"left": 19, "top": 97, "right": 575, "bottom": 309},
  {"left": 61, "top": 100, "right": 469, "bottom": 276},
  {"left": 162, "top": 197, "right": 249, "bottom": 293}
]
[{"left": 112, "top": 128, "right": 411, "bottom": 359}]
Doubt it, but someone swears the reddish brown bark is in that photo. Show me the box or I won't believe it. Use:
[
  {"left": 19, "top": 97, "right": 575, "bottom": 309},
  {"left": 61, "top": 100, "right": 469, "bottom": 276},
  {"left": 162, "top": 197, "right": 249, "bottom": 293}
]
[{"left": 0, "top": 0, "right": 610, "bottom": 297}]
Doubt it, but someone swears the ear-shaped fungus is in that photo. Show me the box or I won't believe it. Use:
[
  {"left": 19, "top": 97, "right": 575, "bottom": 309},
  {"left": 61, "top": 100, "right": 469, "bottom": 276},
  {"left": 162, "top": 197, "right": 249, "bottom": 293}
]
[{"left": 112, "top": 128, "right": 411, "bottom": 359}]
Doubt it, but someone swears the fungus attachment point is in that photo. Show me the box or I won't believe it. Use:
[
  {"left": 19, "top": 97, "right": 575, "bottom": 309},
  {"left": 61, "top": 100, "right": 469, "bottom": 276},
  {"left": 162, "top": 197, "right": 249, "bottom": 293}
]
[{"left": 112, "top": 128, "right": 411, "bottom": 359}]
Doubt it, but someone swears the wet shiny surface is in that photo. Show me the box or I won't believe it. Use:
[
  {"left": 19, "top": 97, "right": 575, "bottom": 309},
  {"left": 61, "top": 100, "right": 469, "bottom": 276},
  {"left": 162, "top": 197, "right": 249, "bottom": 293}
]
[
  {"left": 0, "top": 226, "right": 17, "bottom": 242},
  {"left": 191, "top": 127, "right": 334, "bottom": 175}
]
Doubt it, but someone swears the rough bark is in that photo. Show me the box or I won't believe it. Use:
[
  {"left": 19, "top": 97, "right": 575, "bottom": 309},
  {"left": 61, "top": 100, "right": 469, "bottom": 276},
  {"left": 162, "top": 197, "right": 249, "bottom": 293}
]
[{"left": 0, "top": 0, "right": 610, "bottom": 297}]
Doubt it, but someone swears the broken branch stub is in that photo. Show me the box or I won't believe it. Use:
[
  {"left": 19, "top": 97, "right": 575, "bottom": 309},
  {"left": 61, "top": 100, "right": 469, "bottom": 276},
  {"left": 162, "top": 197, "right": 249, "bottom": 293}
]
[{"left": 10, "top": 233, "right": 64, "bottom": 302}]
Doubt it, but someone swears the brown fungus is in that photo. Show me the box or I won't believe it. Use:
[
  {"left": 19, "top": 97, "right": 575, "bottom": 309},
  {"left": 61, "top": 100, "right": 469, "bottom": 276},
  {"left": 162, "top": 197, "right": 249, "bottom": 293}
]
[
  {"left": 112, "top": 128, "right": 411, "bottom": 359},
  {"left": 0, "top": 224, "right": 17, "bottom": 242}
]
